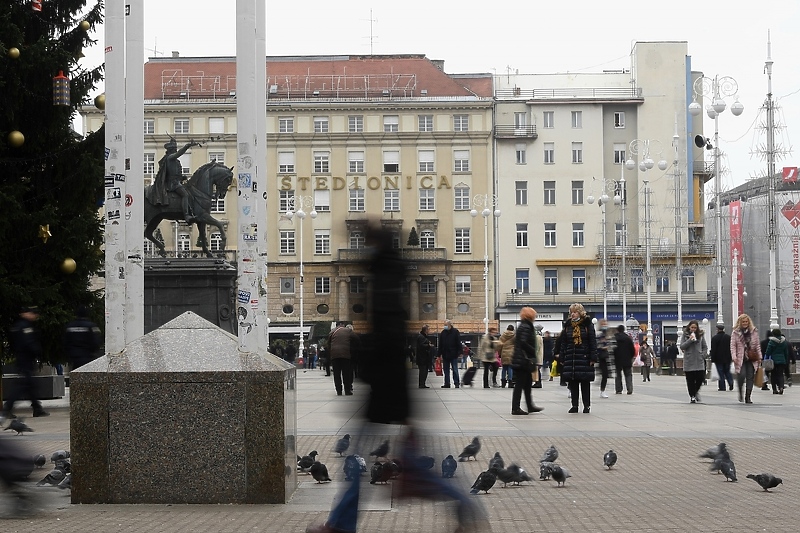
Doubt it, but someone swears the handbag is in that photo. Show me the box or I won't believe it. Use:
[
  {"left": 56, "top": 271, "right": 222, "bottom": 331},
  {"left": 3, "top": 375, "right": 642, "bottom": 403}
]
[
  {"left": 762, "top": 358, "right": 775, "bottom": 371},
  {"left": 632, "top": 355, "right": 644, "bottom": 367},
  {"left": 434, "top": 357, "right": 443, "bottom": 376},
  {"left": 755, "top": 367, "right": 765, "bottom": 387},
  {"left": 747, "top": 345, "right": 760, "bottom": 362}
]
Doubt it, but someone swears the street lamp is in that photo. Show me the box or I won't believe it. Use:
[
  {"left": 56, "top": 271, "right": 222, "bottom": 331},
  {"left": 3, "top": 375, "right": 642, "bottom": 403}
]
[
  {"left": 587, "top": 178, "right": 619, "bottom": 321},
  {"left": 625, "top": 139, "right": 667, "bottom": 345},
  {"left": 470, "top": 194, "right": 500, "bottom": 335},
  {"left": 689, "top": 74, "right": 743, "bottom": 327},
  {"left": 286, "top": 195, "right": 317, "bottom": 358}
]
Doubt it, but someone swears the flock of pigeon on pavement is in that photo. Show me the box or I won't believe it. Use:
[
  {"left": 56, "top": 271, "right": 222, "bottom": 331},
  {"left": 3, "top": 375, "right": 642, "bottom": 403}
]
[
  {"left": 296, "top": 434, "right": 785, "bottom": 494},
  {"left": 3, "top": 418, "right": 71, "bottom": 490}
]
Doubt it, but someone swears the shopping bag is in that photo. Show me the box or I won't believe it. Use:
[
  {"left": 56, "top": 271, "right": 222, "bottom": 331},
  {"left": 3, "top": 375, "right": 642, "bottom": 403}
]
[
  {"left": 710, "top": 364, "right": 719, "bottom": 381},
  {"left": 434, "top": 357, "right": 443, "bottom": 376},
  {"left": 466, "top": 357, "right": 473, "bottom": 369},
  {"left": 632, "top": 355, "right": 644, "bottom": 367},
  {"left": 550, "top": 360, "right": 560, "bottom": 378},
  {"left": 531, "top": 368, "right": 540, "bottom": 382},
  {"left": 754, "top": 367, "right": 765, "bottom": 388}
]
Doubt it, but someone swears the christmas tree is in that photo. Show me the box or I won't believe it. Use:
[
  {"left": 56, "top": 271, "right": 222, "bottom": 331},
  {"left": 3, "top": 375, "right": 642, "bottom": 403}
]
[{"left": 0, "top": 1, "right": 104, "bottom": 367}]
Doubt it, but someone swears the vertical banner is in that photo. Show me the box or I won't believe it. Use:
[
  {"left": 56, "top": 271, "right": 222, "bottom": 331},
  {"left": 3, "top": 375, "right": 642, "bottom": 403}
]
[
  {"left": 729, "top": 199, "right": 744, "bottom": 318},
  {"left": 778, "top": 192, "right": 800, "bottom": 329}
]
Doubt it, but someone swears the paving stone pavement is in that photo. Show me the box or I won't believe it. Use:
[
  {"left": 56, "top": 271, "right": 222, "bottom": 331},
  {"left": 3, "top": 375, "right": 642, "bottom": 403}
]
[{"left": 2, "top": 367, "right": 798, "bottom": 532}]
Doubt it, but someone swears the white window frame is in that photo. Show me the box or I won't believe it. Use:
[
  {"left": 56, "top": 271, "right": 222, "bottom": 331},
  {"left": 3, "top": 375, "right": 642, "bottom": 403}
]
[
  {"left": 418, "top": 114, "right": 434, "bottom": 132},
  {"left": 313, "top": 151, "right": 330, "bottom": 174},
  {"left": 631, "top": 268, "right": 644, "bottom": 293},
  {"left": 544, "top": 223, "right": 556, "bottom": 247},
  {"left": 349, "top": 188, "right": 365, "bottom": 212},
  {"left": 143, "top": 152, "right": 155, "bottom": 175},
  {"left": 349, "top": 230, "right": 365, "bottom": 249},
  {"left": 682, "top": 269, "right": 696, "bottom": 293},
  {"left": 543, "top": 111, "right": 554, "bottom": 128},
  {"left": 419, "top": 188, "right": 435, "bottom": 211},
  {"left": 315, "top": 277, "right": 331, "bottom": 295},
  {"left": 614, "top": 143, "right": 626, "bottom": 165},
  {"left": 313, "top": 116, "right": 329, "bottom": 133},
  {"left": 454, "top": 228, "right": 471, "bottom": 254},
  {"left": 348, "top": 115, "right": 363, "bottom": 132},
  {"left": 279, "top": 190, "right": 294, "bottom": 213},
  {"left": 543, "top": 181, "right": 556, "bottom": 205},
  {"left": 515, "top": 181, "right": 528, "bottom": 205},
  {"left": 280, "top": 230, "right": 296, "bottom": 254},
  {"left": 144, "top": 118, "right": 154, "bottom": 134},
  {"left": 315, "top": 230, "right": 331, "bottom": 255},
  {"left": 174, "top": 118, "right": 189, "bottom": 134},
  {"left": 348, "top": 151, "right": 365, "bottom": 173},
  {"left": 614, "top": 111, "right": 626, "bottom": 128},
  {"left": 572, "top": 223, "right": 585, "bottom": 247},
  {"left": 572, "top": 142, "right": 583, "bottom": 164},
  {"left": 544, "top": 269, "right": 557, "bottom": 294},
  {"left": 572, "top": 269, "right": 587, "bottom": 294},
  {"left": 515, "top": 143, "right": 527, "bottom": 165},
  {"left": 210, "top": 232, "right": 223, "bottom": 251},
  {"left": 278, "top": 151, "right": 295, "bottom": 173},
  {"left": 418, "top": 150, "right": 435, "bottom": 172},
  {"left": 514, "top": 112, "right": 527, "bottom": 129},
  {"left": 384, "top": 189, "right": 400, "bottom": 212},
  {"left": 279, "top": 117, "right": 294, "bottom": 133},
  {"left": 208, "top": 151, "right": 225, "bottom": 165},
  {"left": 544, "top": 142, "right": 555, "bottom": 164},
  {"left": 314, "top": 189, "right": 330, "bottom": 212},
  {"left": 572, "top": 180, "right": 584, "bottom": 205},
  {"left": 383, "top": 115, "right": 399, "bottom": 132},
  {"left": 177, "top": 233, "right": 191, "bottom": 252},
  {"left": 516, "top": 223, "right": 528, "bottom": 247},
  {"left": 383, "top": 150, "right": 400, "bottom": 173},
  {"left": 453, "top": 114, "right": 469, "bottom": 132},
  {"left": 420, "top": 229, "right": 435, "bottom": 249},
  {"left": 211, "top": 195, "right": 225, "bottom": 213},
  {"left": 454, "top": 186, "right": 470, "bottom": 211},
  {"left": 453, "top": 150, "right": 470, "bottom": 172},
  {"left": 455, "top": 275, "right": 471, "bottom": 293},
  {"left": 516, "top": 269, "right": 530, "bottom": 294},
  {"left": 571, "top": 110, "right": 582, "bottom": 128}
]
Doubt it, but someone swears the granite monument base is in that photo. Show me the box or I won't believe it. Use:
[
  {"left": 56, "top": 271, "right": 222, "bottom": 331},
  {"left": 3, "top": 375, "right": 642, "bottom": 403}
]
[{"left": 69, "top": 312, "right": 297, "bottom": 504}]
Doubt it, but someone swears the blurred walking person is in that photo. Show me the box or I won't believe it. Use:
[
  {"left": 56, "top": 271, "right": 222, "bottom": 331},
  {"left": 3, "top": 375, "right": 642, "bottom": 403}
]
[
  {"left": 709, "top": 324, "right": 733, "bottom": 391},
  {"left": 63, "top": 305, "right": 101, "bottom": 371},
  {"left": 416, "top": 325, "right": 433, "bottom": 388},
  {"left": 2, "top": 306, "right": 49, "bottom": 420},
  {"left": 510, "top": 307, "right": 544, "bottom": 415}
]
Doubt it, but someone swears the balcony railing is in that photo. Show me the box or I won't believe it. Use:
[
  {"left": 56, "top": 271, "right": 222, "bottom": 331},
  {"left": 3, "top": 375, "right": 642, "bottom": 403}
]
[
  {"left": 495, "top": 87, "right": 642, "bottom": 100},
  {"left": 338, "top": 247, "right": 447, "bottom": 262},
  {"left": 504, "top": 290, "right": 716, "bottom": 306},
  {"left": 596, "top": 243, "right": 715, "bottom": 258},
  {"left": 143, "top": 249, "right": 236, "bottom": 260},
  {"left": 494, "top": 124, "right": 537, "bottom": 139}
]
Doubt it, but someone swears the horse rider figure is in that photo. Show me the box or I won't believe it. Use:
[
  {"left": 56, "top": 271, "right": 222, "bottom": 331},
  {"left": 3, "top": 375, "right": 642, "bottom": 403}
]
[{"left": 150, "top": 137, "right": 200, "bottom": 224}]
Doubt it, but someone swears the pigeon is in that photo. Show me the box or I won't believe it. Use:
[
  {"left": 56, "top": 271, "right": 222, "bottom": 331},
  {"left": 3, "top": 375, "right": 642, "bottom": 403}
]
[
  {"left": 699, "top": 442, "right": 727, "bottom": 461},
  {"left": 458, "top": 436, "right": 481, "bottom": 462},
  {"left": 540, "top": 445, "right": 558, "bottom": 463},
  {"left": 370, "top": 440, "right": 390, "bottom": 459},
  {"left": 603, "top": 450, "right": 618, "bottom": 469},
  {"left": 33, "top": 454, "right": 47, "bottom": 468},
  {"left": 4, "top": 418, "right": 33, "bottom": 435},
  {"left": 442, "top": 455, "right": 458, "bottom": 478},
  {"left": 747, "top": 473, "right": 783, "bottom": 492},
  {"left": 488, "top": 452, "right": 505, "bottom": 471},
  {"left": 720, "top": 459, "right": 737, "bottom": 482},
  {"left": 710, "top": 452, "right": 733, "bottom": 474},
  {"left": 414, "top": 455, "right": 436, "bottom": 470},
  {"left": 50, "top": 450, "right": 70, "bottom": 462},
  {"left": 344, "top": 455, "right": 362, "bottom": 481},
  {"left": 469, "top": 470, "right": 497, "bottom": 494},
  {"left": 333, "top": 434, "right": 351, "bottom": 456},
  {"left": 507, "top": 464, "right": 532, "bottom": 485},
  {"left": 539, "top": 461, "right": 557, "bottom": 480},
  {"left": 55, "top": 458, "right": 71, "bottom": 474},
  {"left": 309, "top": 461, "right": 332, "bottom": 483},
  {"left": 57, "top": 473, "right": 72, "bottom": 490},
  {"left": 370, "top": 462, "right": 392, "bottom": 484},
  {"left": 551, "top": 464, "right": 571, "bottom": 487},
  {"left": 386, "top": 459, "right": 402, "bottom": 479},
  {"left": 297, "top": 451, "right": 319, "bottom": 472},
  {"left": 36, "top": 468, "right": 66, "bottom": 487},
  {"left": 490, "top": 465, "right": 516, "bottom": 487}
]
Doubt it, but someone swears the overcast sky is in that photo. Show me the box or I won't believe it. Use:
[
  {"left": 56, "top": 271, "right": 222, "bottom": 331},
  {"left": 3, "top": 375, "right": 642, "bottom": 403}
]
[{"left": 80, "top": 0, "right": 799, "bottom": 190}]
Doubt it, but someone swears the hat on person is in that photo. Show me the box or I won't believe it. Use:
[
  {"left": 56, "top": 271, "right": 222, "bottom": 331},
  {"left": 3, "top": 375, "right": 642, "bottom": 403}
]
[
  {"left": 716, "top": 324, "right": 725, "bottom": 331},
  {"left": 20, "top": 305, "right": 39, "bottom": 314}
]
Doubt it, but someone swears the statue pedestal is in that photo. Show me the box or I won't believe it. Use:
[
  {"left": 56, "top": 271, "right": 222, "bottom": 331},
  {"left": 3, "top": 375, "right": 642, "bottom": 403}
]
[{"left": 70, "top": 312, "right": 297, "bottom": 504}]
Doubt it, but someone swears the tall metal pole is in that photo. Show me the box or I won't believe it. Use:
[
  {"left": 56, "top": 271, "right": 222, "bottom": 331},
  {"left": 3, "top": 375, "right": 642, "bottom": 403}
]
[
  {"left": 620, "top": 162, "right": 627, "bottom": 322},
  {"left": 602, "top": 198, "right": 608, "bottom": 320},
  {"left": 713, "top": 90, "right": 724, "bottom": 327},
  {"left": 732, "top": 248, "right": 740, "bottom": 321},
  {"left": 673, "top": 121, "right": 683, "bottom": 327},
  {"left": 297, "top": 209, "right": 306, "bottom": 355},
  {"left": 644, "top": 180, "right": 653, "bottom": 343},
  {"left": 765, "top": 35, "right": 779, "bottom": 330},
  {"left": 483, "top": 211, "right": 490, "bottom": 334}
]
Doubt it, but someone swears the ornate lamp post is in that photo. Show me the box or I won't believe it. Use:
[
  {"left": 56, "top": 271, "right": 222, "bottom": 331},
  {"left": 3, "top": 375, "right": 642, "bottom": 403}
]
[
  {"left": 470, "top": 194, "right": 500, "bottom": 335},
  {"left": 286, "top": 195, "right": 317, "bottom": 357},
  {"left": 689, "top": 75, "right": 744, "bottom": 327},
  {"left": 587, "top": 178, "right": 620, "bottom": 321}
]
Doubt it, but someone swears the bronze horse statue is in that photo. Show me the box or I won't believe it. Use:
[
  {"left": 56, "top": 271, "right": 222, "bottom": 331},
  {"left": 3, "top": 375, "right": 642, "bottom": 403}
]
[{"left": 144, "top": 161, "right": 234, "bottom": 257}]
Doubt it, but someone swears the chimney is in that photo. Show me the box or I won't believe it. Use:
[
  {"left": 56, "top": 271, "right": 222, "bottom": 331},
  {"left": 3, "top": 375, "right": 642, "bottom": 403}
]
[
  {"left": 171, "top": 51, "right": 180, "bottom": 58},
  {"left": 430, "top": 59, "right": 444, "bottom": 71}
]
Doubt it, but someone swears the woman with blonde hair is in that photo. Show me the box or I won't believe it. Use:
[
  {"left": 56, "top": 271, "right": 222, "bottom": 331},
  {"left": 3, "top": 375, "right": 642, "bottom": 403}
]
[
  {"left": 730, "top": 313, "right": 761, "bottom": 404},
  {"left": 554, "top": 303, "right": 597, "bottom": 413}
]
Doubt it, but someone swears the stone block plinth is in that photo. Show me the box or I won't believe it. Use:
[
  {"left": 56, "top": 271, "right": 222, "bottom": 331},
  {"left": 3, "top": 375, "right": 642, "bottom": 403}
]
[{"left": 69, "top": 311, "right": 297, "bottom": 504}]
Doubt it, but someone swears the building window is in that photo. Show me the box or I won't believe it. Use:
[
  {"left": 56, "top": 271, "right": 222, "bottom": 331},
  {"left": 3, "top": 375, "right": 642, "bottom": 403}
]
[
  {"left": 143, "top": 153, "right": 155, "bottom": 175},
  {"left": 211, "top": 195, "right": 225, "bottom": 213},
  {"left": 349, "top": 188, "right": 365, "bottom": 212},
  {"left": 420, "top": 229, "right": 435, "bottom": 249},
  {"left": 544, "top": 269, "right": 558, "bottom": 294},
  {"left": 514, "top": 112, "right": 527, "bottom": 129},
  {"left": 420, "top": 277, "right": 436, "bottom": 293},
  {"left": 455, "top": 275, "right": 471, "bottom": 293},
  {"left": 383, "top": 150, "right": 399, "bottom": 173},
  {"left": 143, "top": 239, "right": 155, "bottom": 257},
  {"left": 384, "top": 189, "right": 400, "bottom": 211},
  {"left": 209, "top": 232, "right": 223, "bottom": 251},
  {"left": 314, "top": 151, "right": 330, "bottom": 173},
  {"left": 543, "top": 111, "right": 554, "bottom": 128},
  {"left": 174, "top": 118, "right": 189, "bottom": 134},
  {"left": 349, "top": 230, "right": 365, "bottom": 249},
  {"left": 656, "top": 269, "right": 669, "bottom": 293},
  {"left": 631, "top": 268, "right": 644, "bottom": 293},
  {"left": 383, "top": 115, "right": 399, "bottom": 132},
  {"left": 544, "top": 142, "right": 555, "bottom": 164},
  {"left": 177, "top": 233, "right": 190, "bottom": 252},
  {"left": 571, "top": 110, "right": 582, "bottom": 128},
  {"left": 348, "top": 115, "right": 363, "bottom": 132},
  {"left": 350, "top": 277, "right": 366, "bottom": 294},
  {"left": 515, "top": 143, "right": 527, "bottom": 165},
  {"left": 278, "top": 151, "right": 295, "bottom": 173},
  {"left": 544, "top": 223, "right": 556, "bottom": 247},
  {"left": 315, "top": 230, "right": 330, "bottom": 255},
  {"left": 516, "top": 223, "right": 528, "bottom": 247},
  {"left": 348, "top": 151, "right": 365, "bottom": 173},
  {"left": 144, "top": 118, "right": 154, "bottom": 134},
  {"left": 418, "top": 114, "right": 434, "bottom": 132},
  {"left": 279, "top": 190, "right": 294, "bottom": 213},
  {"left": 607, "top": 269, "right": 619, "bottom": 293},
  {"left": 454, "top": 228, "right": 471, "bottom": 253},
  {"left": 391, "top": 232, "right": 401, "bottom": 249},
  {"left": 572, "top": 223, "right": 584, "bottom": 247},
  {"left": 279, "top": 117, "right": 294, "bottom": 133},
  {"left": 516, "top": 269, "right": 530, "bottom": 294},
  {"left": 209, "top": 117, "right": 224, "bottom": 134},
  {"left": 454, "top": 186, "right": 470, "bottom": 211},
  {"left": 615, "top": 222, "right": 626, "bottom": 247},
  {"left": 453, "top": 114, "right": 469, "bottom": 132},
  {"left": 515, "top": 181, "right": 528, "bottom": 205},
  {"left": 280, "top": 277, "right": 295, "bottom": 294},
  {"left": 571, "top": 142, "right": 583, "bottom": 164},
  {"left": 315, "top": 277, "right": 331, "bottom": 294},
  {"left": 572, "top": 269, "right": 587, "bottom": 294},
  {"left": 681, "top": 269, "right": 695, "bottom": 293},
  {"left": 314, "top": 189, "right": 330, "bottom": 212},
  {"left": 280, "top": 230, "right": 296, "bottom": 254},
  {"left": 419, "top": 188, "right": 435, "bottom": 211},
  {"left": 208, "top": 151, "right": 225, "bottom": 165},
  {"left": 614, "top": 143, "right": 626, "bottom": 164},
  {"left": 614, "top": 112, "right": 625, "bottom": 128},
  {"left": 543, "top": 181, "right": 556, "bottom": 205},
  {"left": 615, "top": 180, "right": 627, "bottom": 205},
  {"left": 453, "top": 150, "right": 470, "bottom": 172},
  {"left": 418, "top": 150, "right": 434, "bottom": 172},
  {"left": 572, "top": 180, "right": 584, "bottom": 205},
  {"left": 313, "top": 116, "right": 329, "bottom": 133}
]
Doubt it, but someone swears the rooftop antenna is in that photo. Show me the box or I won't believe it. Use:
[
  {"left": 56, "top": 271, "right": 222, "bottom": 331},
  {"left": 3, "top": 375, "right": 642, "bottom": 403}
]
[
  {"left": 364, "top": 9, "right": 378, "bottom": 56},
  {"left": 146, "top": 37, "right": 163, "bottom": 58}
]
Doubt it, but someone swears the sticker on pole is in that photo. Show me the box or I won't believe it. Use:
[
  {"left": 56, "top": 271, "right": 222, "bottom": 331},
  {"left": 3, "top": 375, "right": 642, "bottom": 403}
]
[{"left": 237, "top": 290, "right": 251, "bottom": 304}]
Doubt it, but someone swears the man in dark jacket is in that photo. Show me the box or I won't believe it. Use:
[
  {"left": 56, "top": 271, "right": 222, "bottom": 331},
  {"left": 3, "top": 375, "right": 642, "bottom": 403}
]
[
  {"left": 709, "top": 324, "right": 733, "bottom": 391},
  {"left": 613, "top": 325, "right": 635, "bottom": 395},
  {"left": 664, "top": 341, "right": 679, "bottom": 375},
  {"left": 63, "top": 305, "right": 102, "bottom": 370},
  {"left": 438, "top": 319, "right": 461, "bottom": 388},
  {"left": 3, "top": 306, "right": 50, "bottom": 419},
  {"left": 511, "top": 307, "right": 544, "bottom": 415},
  {"left": 416, "top": 325, "right": 433, "bottom": 388}
]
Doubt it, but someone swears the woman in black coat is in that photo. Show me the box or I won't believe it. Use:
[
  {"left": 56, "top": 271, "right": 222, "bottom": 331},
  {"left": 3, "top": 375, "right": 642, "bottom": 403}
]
[{"left": 554, "top": 303, "right": 597, "bottom": 413}]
